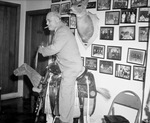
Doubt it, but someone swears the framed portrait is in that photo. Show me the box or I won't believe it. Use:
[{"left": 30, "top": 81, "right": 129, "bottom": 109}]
[
  {"left": 105, "top": 11, "right": 120, "bottom": 25},
  {"left": 70, "top": 28, "right": 75, "bottom": 35},
  {"left": 115, "top": 63, "right": 131, "bottom": 80},
  {"left": 99, "top": 60, "right": 113, "bottom": 75},
  {"left": 127, "top": 48, "right": 146, "bottom": 65},
  {"left": 60, "top": 2, "right": 70, "bottom": 15},
  {"left": 85, "top": 57, "right": 97, "bottom": 71},
  {"left": 100, "top": 27, "right": 114, "bottom": 40},
  {"left": 113, "top": 0, "right": 128, "bottom": 9},
  {"left": 138, "top": 7, "right": 150, "bottom": 22},
  {"left": 131, "top": 0, "right": 148, "bottom": 8},
  {"left": 51, "top": 4, "right": 60, "bottom": 13},
  {"left": 87, "top": 1, "right": 96, "bottom": 9},
  {"left": 107, "top": 46, "right": 122, "bottom": 60},
  {"left": 51, "top": 0, "right": 61, "bottom": 3},
  {"left": 61, "top": 17, "right": 69, "bottom": 27},
  {"left": 91, "top": 44, "right": 105, "bottom": 59},
  {"left": 120, "top": 9, "right": 137, "bottom": 24},
  {"left": 139, "top": 27, "right": 149, "bottom": 42},
  {"left": 133, "top": 66, "right": 146, "bottom": 82},
  {"left": 97, "top": 0, "right": 111, "bottom": 11},
  {"left": 81, "top": 57, "right": 84, "bottom": 66},
  {"left": 70, "top": 14, "right": 77, "bottom": 29},
  {"left": 119, "top": 26, "right": 135, "bottom": 40}
]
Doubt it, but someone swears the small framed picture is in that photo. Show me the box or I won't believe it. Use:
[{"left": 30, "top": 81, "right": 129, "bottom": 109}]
[
  {"left": 127, "top": 48, "right": 146, "bottom": 65},
  {"left": 60, "top": 2, "right": 70, "bottom": 15},
  {"left": 119, "top": 26, "right": 135, "bottom": 40},
  {"left": 85, "top": 57, "right": 97, "bottom": 71},
  {"left": 120, "top": 9, "right": 137, "bottom": 24},
  {"left": 115, "top": 63, "right": 131, "bottom": 80},
  {"left": 70, "top": 14, "right": 77, "bottom": 29},
  {"left": 107, "top": 46, "right": 122, "bottom": 60},
  {"left": 138, "top": 7, "right": 150, "bottom": 22},
  {"left": 139, "top": 27, "right": 149, "bottom": 42},
  {"left": 99, "top": 60, "right": 113, "bottom": 75},
  {"left": 81, "top": 57, "right": 84, "bottom": 66},
  {"left": 97, "top": 0, "right": 111, "bottom": 11},
  {"left": 51, "top": 0, "right": 61, "bottom": 3},
  {"left": 131, "top": 0, "right": 148, "bottom": 8},
  {"left": 87, "top": 1, "right": 96, "bottom": 9},
  {"left": 61, "top": 17, "right": 69, "bottom": 27},
  {"left": 105, "top": 11, "right": 120, "bottom": 25},
  {"left": 91, "top": 44, "right": 105, "bottom": 59},
  {"left": 51, "top": 4, "right": 60, "bottom": 13},
  {"left": 100, "top": 27, "right": 114, "bottom": 40},
  {"left": 133, "top": 66, "right": 146, "bottom": 82},
  {"left": 113, "top": 0, "right": 128, "bottom": 9}
]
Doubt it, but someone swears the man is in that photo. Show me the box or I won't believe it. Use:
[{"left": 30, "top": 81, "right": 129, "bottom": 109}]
[{"left": 38, "top": 11, "right": 83, "bottom": 123}]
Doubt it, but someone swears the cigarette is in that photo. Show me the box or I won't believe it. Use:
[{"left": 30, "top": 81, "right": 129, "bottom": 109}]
[{"left": 44, "top": 26, "right": 48, "bottom": 29}]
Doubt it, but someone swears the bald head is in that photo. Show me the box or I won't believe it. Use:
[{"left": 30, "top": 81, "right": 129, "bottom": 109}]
[{"left": 46, "top": 12, "right": 61, "bottom": 20}]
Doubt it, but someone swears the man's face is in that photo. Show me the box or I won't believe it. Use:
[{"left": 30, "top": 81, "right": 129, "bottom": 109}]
[{"left": 46, "top": 15, "right": 57, "bottom": 31}]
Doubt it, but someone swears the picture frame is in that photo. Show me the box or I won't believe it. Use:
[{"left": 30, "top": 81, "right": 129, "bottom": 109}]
[
  {"left": 100, "top": 27, "right": 114, "bottom": 40},
  {"left": 51, "top": 4, "right": 60, "bottom": 13},
  {"left": 138, "top": 7, "right": 150, "bottom": 22},
  {"left": 61, "top": 17, "right": 69, "bottom": 27},
  {"left": 105, "top": 11, "right": 120, "bottom": 25},
  {"left": 91, "top": 44, "right": 105, "bottom": 59},
  {"left": 107, "top": 46, "right": 122, "bottom": 60},
  {"left": 113, "top": 0, "right": 128, "bottom": 9},
  {"left": 133, "top": 66, "right": 146, "bottom": 82},
  {"left": 99, "top": 60, "right": 113, "bottom": 75},
  {"left": 115, "top": 63, "right": 131, "bottom": 80},
  {"left": 60, "top": 2, "right": 70, "bottom": 15},
  {"left": 120, "top": 9, "right": 137, "bottom": 24},
  {"left": 51, "top": 0, "right": 61, "bottom": 3},
  {"left": 97, "top": 0, "right": 111, "bottom": 11},
  {"left": 139, "top": 27, "right": 149, "bottom": 42},
  {"left": 119, "top": 26, "right": 135, "bottom": 40},
  {"left": 127, "top": 48, "right": 146, "bottom": 65},
  {"left": 87, "top": 1, "right": 96, "bottom": 9},
  {"left": 70, "top": 14, "right": 77, "bottom": 29},
  {"left": 85, "top": 57, "right": 97, "bottom": 71},
  {"left": 131, "top": 0, "right": 148, "bottom": 8}
]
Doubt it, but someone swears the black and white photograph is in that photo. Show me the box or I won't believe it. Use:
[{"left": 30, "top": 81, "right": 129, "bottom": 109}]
[
  {"left": 131, "top": 0, "right": 148, "bottom": 8},
  {"left": 87, "top": 1, "right": 96, "bottom": 9},
  {"left": 60, "top": 2, "right": 70, "bottom": 15},
  {"left": 85, "top": 57, "right": 97, "bottom": 70},
  {"left": 113, "top": 0, "right": 128, "bottom": 9},
  {"left": 100, "top": 27, "right": 114, "bottom": 40},
  {"left": 138, "top": 7, "right": 150, "bottom": 22},
  {"left": 139, "top": 27, "right": 149, "bottom": 42},
  {"left": 97, "top": 0, "right": 111, "bottom": 11}
]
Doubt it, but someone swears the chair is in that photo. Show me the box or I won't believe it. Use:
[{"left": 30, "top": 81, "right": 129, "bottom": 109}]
[{"left": 104, "top": 90, "right": 142, "bottom": 123}]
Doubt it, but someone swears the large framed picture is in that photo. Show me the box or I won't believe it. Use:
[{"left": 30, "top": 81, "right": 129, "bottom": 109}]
[
  {"left": 119, "top": 26, "right": 135, "bottom": 40},
  {"left": 120, "top": 9, "right": 137, "bottom": 24},
  {"left": 100, "top": 27, "right": 114, "bottom": 40},
  {"left": 99, "top": 60, "right": 113, "bottom": 75},
  {"left": 139, "top": 27, "right": 149, "bottom": 42},
  {"left": 105, "top": 11, "right": 120, "bottom": 25},
  {"left": 91, "top": 44, "right": 105, "bottom": 59},
  {"left": 85, "top": 57, "right": 97, "bottom": 71},
  {"left": 127, "top": 48, "right": 146, "bottom": 65},
  {"left": 51, "top": 4, "right": 60, "bottom": 13},
  {"left": 133, "top": 66, "right": 146, "bottom": 82},
  {"left": 107, "top": 46, "right": 122, "bottom": 60},
  {"left": 131, "top": 0, "right": 148, "bottom": 8},
  {"left": 97, "top": 0, "right": 111, "bottom": 11},
  {"left": 113, "top": 0, "right": 128, "bottom": 9},
  {"left": 115, "top": 63, "right": 131, "bottom": 80},
  {"left": 138, "top": 7, "right": 150, "bottom": 22},
  {"left": 60, "top": 2, "right": 70, "bottom": 15}
]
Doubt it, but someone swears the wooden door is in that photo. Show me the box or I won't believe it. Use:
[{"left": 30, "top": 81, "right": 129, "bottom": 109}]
[
  {"left": 0, "top": 2, "right": 20, "bottom": 96},
  {"left": 24, "top": 9, "right": 51, "bottom": 98}
]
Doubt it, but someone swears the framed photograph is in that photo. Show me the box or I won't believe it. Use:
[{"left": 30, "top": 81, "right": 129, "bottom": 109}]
[
  {"left": 120, "top": 9, "right": 137, "bottom": 24},
  {"left": 61, "top": 17, "right": 69, "bottom": 27},
  {"left": 87, "top": 1, "right": 96, "bottom": 9},
  {"left": 131, "top": 0, "right": 148, "bottom": 8},
  {"left": 99, "top": 60, "right": 113, "bottom": 75},
  {"left": 70, "top": 28, "right": 75, "bottom": 35},
  {"left": 113, "top": 0, "right": 128, "bottom": 9},
  {"left": 133, "top": 66, "right": 146, "bottom": 82},
  {"left": 70, "top": 14, "right": 77, "bottom": 29},
  {"left": 91, "top": 44, "right": 105, "bottom": 59},
  {"left": 105, "top": 11, "right": 120, "bottom": 25},
  {"left": 139, "top": 27, "right": 149, "bottom": 42},
  {"left": 51, "top": 4, "right": 60, "bottom": 13},
  {"left": 138, "top": 7, "right": 150, "bottom": 22},
  {"left": 60, "top": 2, "right": 70, "bottom": 15},
  {"left": 115, "top": 63, "right": 131, "bottom": 80},
  {"left": 127, "top": 48, "right": 146, "bottom": 65},
  {"left": 51, "top": 0, "right": 61, "bottom": 3},
  {"left": 107, "top": 46, "right": 122, "bottom": 60},
  {"left": 119, "top": 26, "right": 135, "bottom": 40},
  {"left": 97, "top": 0, "right": 111, "bottom": 11},
  {"left": 81, "top": 57, "right": 84, "bottom": 66},
  {"left": 85, "top": 57, "right": 97, "bottom": 70},
  {"left": 100, "top": 27, "right": 114, "bottom": 40}
]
